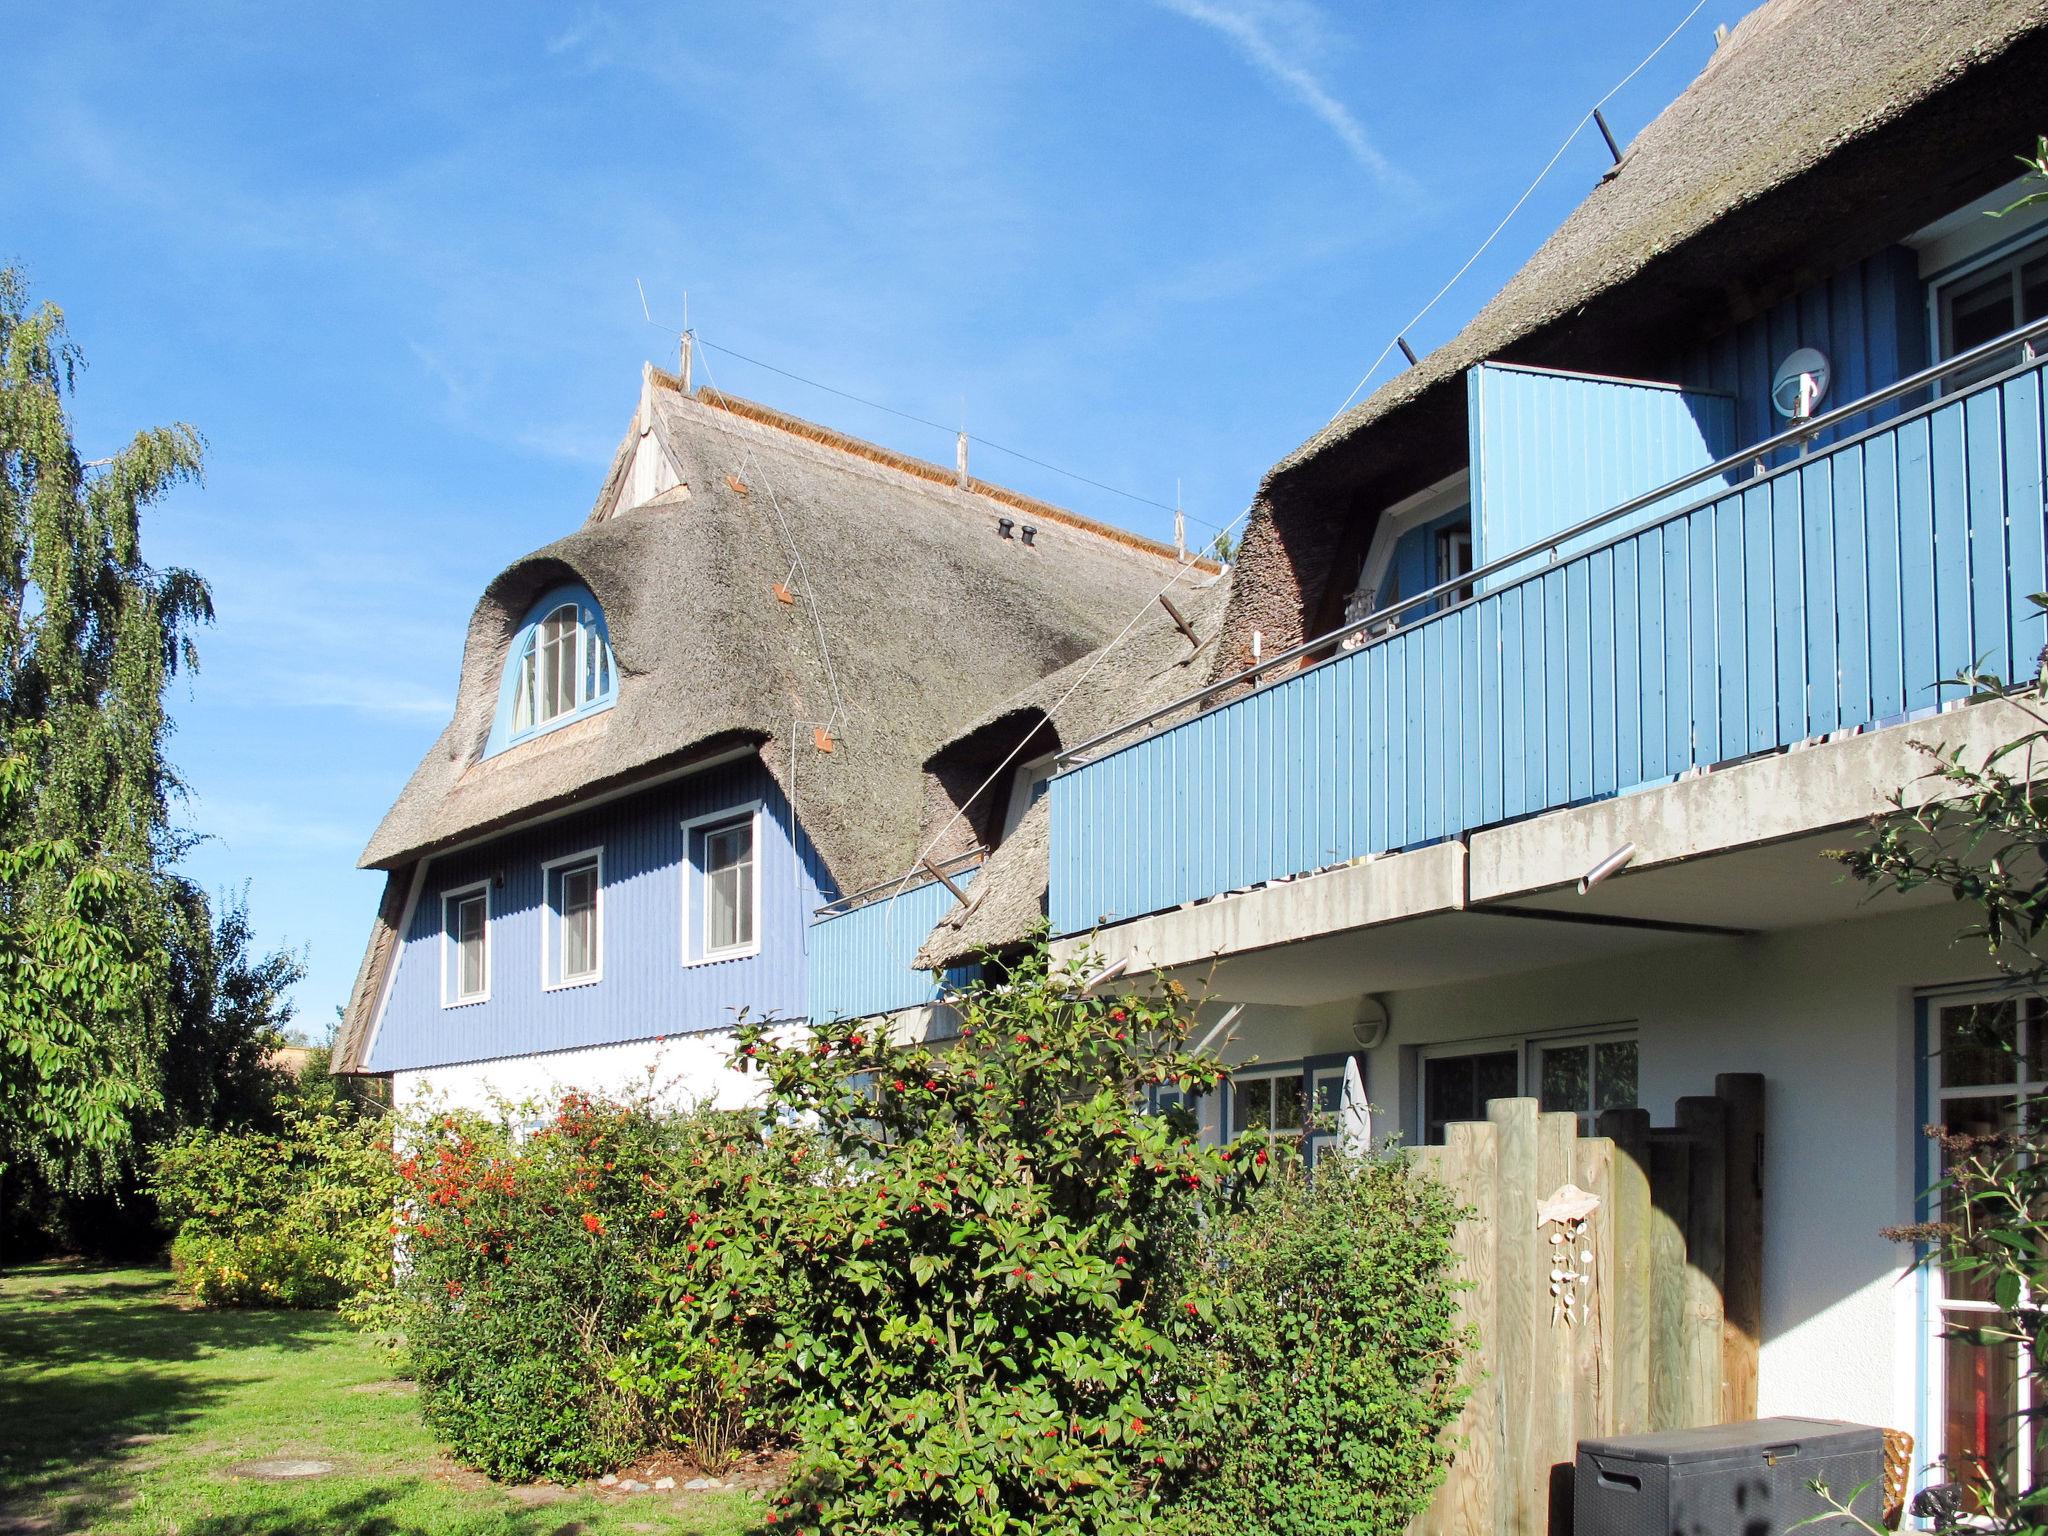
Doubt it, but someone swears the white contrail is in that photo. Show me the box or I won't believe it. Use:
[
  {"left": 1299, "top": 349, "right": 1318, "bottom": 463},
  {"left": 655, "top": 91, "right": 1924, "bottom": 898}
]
[{"left": 1152, "top": 0, "right": 1400, "bottom": 186}]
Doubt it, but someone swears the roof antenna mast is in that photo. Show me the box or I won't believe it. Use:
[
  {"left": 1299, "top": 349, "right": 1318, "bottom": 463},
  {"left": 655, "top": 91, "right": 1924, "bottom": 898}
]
[
  {"left": 1174, "top": 479, "right": 1186, "bottom": 560},
  {"left": 679, "top": 290, "right": 693, "bottom": 393}
]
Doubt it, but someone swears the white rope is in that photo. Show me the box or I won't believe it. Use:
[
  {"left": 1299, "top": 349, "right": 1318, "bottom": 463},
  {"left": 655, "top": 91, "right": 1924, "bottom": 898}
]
[{"left": 1328, "top": 0, "right": 1712, "bottom": 421}]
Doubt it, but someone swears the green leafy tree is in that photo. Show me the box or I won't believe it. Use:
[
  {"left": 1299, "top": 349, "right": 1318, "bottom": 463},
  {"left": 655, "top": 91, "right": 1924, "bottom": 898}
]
[{"left": 0, "top": 266, "right": 213, "bottom": 1200}]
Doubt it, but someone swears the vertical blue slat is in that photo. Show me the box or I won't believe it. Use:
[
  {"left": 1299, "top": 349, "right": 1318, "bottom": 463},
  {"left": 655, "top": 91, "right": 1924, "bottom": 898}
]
[
  {"left": 1930, "top": 402, "right": 1972, "bottom": 689},
  {"left": 1832, "top": 446, "right": 1868, "bottom": 727},
  {"left": 1866, "top": 430, "right": 1906, "bottom": 719},
  {"left": 1543, "top": 570, "right": 1569, "bottom": 805},
  {"left": 1965, "top": 388, "right": 2012, "bottom": 681},
  {"left": 1897, "top": 416, "right": 1939, "bottom": 710},
  {"left": 2006, "top": 372, "right": 2047, "bottom": 678},
  {"left": 1769, "top": 471, "right": 1804, "bottom": 746},
  {"left": 1800, "top": 460, "right": 1837, "bottom": 736}
]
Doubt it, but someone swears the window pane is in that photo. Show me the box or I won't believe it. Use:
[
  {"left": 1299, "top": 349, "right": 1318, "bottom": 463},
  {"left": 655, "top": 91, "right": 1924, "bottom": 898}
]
[
  {"left": 456, "top": 895, "right": 486, "bottom": 997},
  {"left": 560, "top": 865, "right": 597, "bottom": 979},
  {"left": 707, "top": 867, "right": 738, "bottom": 952},
  {"left": 1938, "top": 1094, "right": 2019, "bottom": 1305},
  {"left": 1241, "top": 1079, "right": 1273, "bottom": 1133},
  {"left": 2024, "top": 996, "right": 2048, "bottom": 1085},
  {"left": 2022, "top": 255, "right": 2048, "bottom": 326},
  {"left": 1424, "top": 1051, "right": 1518, "bottom": 1144},
  {"left": 1274, "top": 1078, "right": 1304, "bottom": 1132},
  {"left": 1943, "top": 1323, "right": 2019, "bottom": 1493},
  {"left": 1595, "top": 1040, "right": 1639, "bottom": 1113},
  {"left": 1315, "top": 1073, "right": 1344, "bottom": 1115},
  {"left": 513, "top": 647, "right": 536, "bottom": 733},
  {"left": 1540, "top": 1045, "right": 1592, "bottom": 1116},
  {"left": 1941, "top": 1000, "right": 2019, "bottom": 1089},
  {"left": 1951, "top": 272, "right": 2018, "bottom": 356},
  {"left": 701, "top": 821, "right": 753, "bottom": 954}
]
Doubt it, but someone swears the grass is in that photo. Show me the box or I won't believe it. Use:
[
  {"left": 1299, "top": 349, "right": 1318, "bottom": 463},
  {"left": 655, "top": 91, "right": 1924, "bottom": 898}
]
[{"left": 0, "top": 1263, "right": 762, "bottom": 1536}]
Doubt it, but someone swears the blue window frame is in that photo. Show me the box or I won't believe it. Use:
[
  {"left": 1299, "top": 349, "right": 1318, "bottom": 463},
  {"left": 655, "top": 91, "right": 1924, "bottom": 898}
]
[{"left": 484, "top": 585, "right": 617, "bottom": 756}]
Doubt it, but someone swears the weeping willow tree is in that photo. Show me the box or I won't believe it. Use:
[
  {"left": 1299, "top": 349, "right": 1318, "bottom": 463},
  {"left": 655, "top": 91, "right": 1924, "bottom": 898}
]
[{"left": 0, "top": 266, "right": 214, "bottom": 1197}]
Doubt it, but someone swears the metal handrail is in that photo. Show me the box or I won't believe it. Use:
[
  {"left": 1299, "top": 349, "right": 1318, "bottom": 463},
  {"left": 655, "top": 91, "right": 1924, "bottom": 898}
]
[
  {"left": 813, "top": 844, "right": 986, "bottom": 920},
  {"left": 1056, "top": 313, "right": 2048, "bottom": 769}
]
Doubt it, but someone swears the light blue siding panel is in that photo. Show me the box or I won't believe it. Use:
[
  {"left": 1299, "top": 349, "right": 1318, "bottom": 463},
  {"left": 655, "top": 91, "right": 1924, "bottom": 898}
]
[
  {"left": 809, "top": 871, "right": 978, "bottom": 1023},
  {"left": 1613, "top": 540, "right": 1641, "bottom": 787},
  {"left": 2006, "top": 373, "right": 2048, "bottom": 678},
  {"left": 1865, "top": 433, "right": 1906, "bottom": 719},
  {"left": 368, "top": 758, "right": 823, "bottom": 1074},
  {"left": 1930, "top": 403, "right": 1973, "bottom": 690},
  {"left": 1046, "top": 359, "right": 2048, "bottom": 935},
  {"left": 1898, "top": 415, "right": 1938, "bottom": 712},
  {"left": 1770, "top": 471, "right": 1805, "bottom": 747},
  {"left": 1965, "top": 388, "right": 2012, "bottom": 680},
  {"left": 1832, "top": 447, "right": 1869, "bottom": 726},
  {"left": 1470, "top": 363, "right": 1736, "bottom": 589},
  {"left": 1798, "top": 461, "right": 1836, "bottom": 736}
]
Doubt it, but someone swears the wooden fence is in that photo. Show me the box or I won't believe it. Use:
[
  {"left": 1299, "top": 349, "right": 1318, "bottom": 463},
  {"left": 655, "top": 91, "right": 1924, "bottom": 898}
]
[{"left": 1409, "top": 1073, "right": 1765, "bottom": 1536}]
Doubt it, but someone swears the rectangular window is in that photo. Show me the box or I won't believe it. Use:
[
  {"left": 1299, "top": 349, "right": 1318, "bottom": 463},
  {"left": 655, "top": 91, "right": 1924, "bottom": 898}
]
[
  {"left": 543, "top": 850, "right": 602, "bottom": 988},
  {"left": 1925, "top": 991, "right": 2044, "bottom": 1498},
  {"left": 442, "top": 884, "right": 489, "bottom": 1006},
  {"left": 684, "top": 806, "right": 761, "bottom": 963},
  {"left": 1419, "top": 1029, "right": 1638, "bottom": 1144},
  {"left": 1234, "top": 1071, "right": 1307, "bottom": 1143},
  {"left": 1938, "top": 240, "right": 2048, "bottom": 388}
]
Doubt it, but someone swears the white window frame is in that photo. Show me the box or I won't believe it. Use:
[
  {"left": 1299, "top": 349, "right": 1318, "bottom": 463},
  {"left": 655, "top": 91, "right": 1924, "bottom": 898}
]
[
  {"left": 441, "top": 880, "right": 492, "bottom": 1008},
  {"left": 1414, "top": 1023, "right": 1638, "bottom": 1143},
  {"left": 1350, "top": 470, "right": 1469, "bottom": 620},
  {"left": 681, "top": 802, "right": 764, "bottom": 965},
  {"left": 1230, "top": 1069, "right": 1310, "bottom": 1145},
  {"left": 999, "top": 752, "right": 1058, "bottom": 844},
  {"left": 1928, "top": 226, "right": 2048, "bottom": 394},
  {"left": 540, "top": 847, "right": 604, "bottom": 991},
  {"left": 1919, "top": 985, "right": 2044, "bottom": 1499}
]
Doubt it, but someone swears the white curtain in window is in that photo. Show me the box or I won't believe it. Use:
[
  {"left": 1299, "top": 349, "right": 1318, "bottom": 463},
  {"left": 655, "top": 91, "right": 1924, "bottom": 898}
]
[
  {"left": 704, "top": 823, "right": 755, "bottom": 953},
  {"left": 560, "top": 864, "right": 598, "bottom": 979}
]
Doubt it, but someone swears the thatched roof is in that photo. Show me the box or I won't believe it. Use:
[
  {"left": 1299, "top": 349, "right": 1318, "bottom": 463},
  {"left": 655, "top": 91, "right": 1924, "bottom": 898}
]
[
  {"left": 1220, "top": 0, "right": 2048, "bottom": 663},
  {"left": 911, "top": 574, "right": 1232, "bottom": 968},
  {"left": 358, "top": 376, "right": 1199, "bottom": 897}
]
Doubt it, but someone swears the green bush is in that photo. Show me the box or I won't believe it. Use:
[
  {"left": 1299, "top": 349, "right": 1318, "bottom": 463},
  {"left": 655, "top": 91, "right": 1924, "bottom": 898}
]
[
  {"left": 394, "top": 1092, "right": 777, "bottom": 1484},
  {"left": 709, "top": 949, "right": 1270, "bottom": 1536},
  {"left": 1167, "top": 1150, "right": 1470, "bottom": 1536},
  {"left": 150, "top": 1104, "right": 398, "bottom": 1309}
]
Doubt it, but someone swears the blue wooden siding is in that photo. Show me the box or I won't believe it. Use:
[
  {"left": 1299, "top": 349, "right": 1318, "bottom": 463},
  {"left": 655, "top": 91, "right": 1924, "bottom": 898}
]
[
  {"left": 808, "top": 869, "right": 981, "bottom": 1022},
  {"left": 1383, "top": 506, "right": 1472, "bottom": 622},
  {"left": 1671, "top": 245, "right": 1928, "bottom": 463},
  {"left": 366, "top": 757, "right": 827, "bottom": 1073},
  {"left": 1468, "top": 363, "right": 1736, "bottom": 588},
  {"left": 1049, "top": 357, "right": 2048, "bottom": 935}
]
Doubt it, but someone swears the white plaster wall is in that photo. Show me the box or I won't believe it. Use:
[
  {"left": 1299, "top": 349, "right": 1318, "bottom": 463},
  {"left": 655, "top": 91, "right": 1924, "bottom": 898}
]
[
  {"left": 391, "top": 1028, "right": 764, "bottom": 1121},
  {"left": 1206, "top": 903, "right": 1986, "bottom": 1440}
]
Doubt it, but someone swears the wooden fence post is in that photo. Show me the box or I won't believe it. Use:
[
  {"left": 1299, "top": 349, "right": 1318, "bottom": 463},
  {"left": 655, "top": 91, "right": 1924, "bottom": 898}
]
[
  {"left": 1675, "top": 1097, "right": 1728, "bottom": 1430},
  {"left": 1647, "top": 1132, "right": 1693, "bottom": 1431},
  {"left": 1597, "top": 1107, "right": 1652, "bottom": 1435},
  {"left": 1487, "top": 1098, "right": 1542, "bottom": 1536},
  {"left": 1716, "top": 1072, "right": 1765, "bottom": 1422}
]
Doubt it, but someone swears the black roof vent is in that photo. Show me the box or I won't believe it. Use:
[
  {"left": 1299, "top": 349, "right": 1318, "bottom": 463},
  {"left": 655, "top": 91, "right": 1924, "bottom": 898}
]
[
  {"left": 996, "top": 516, "right": 1015, "bottom": 539},
  {"left": 1019, "top": 524, "right": 1038, "bottom": 546}
]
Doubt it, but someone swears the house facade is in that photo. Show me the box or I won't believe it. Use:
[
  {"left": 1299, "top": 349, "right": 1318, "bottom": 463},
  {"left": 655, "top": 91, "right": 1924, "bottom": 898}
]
[
  {"left": 815, "top": 0, "right": 2048, "bottom": 1502},
  {"left": 332, "top": 368, "right": 1199, "bottom": 1114}
]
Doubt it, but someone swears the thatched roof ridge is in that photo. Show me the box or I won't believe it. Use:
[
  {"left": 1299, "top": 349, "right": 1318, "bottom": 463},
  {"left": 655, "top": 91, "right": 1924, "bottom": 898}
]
[
  {"left": 1214, "top": 0, "right": 2048, "bottom": 668},
  {"left": 912, "top": 575, "right": 1232, "bottom": 968},
  {"left": 1271, "top": 0, "right": 2048, "bottom": 493},
  {"left": 357, "top": 384, "right": 1196, "bottom": 902}
]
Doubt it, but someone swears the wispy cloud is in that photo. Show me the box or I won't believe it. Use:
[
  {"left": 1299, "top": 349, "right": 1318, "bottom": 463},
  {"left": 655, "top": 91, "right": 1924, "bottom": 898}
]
[{"left": 1152, "top": 0, "right": 1401, "bottom": 187}]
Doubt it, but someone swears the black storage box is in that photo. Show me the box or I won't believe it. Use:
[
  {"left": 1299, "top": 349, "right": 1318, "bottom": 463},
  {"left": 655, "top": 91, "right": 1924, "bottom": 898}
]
[{"left": 1575, "top": 1417, "right": 1884, "bottom": 1536}]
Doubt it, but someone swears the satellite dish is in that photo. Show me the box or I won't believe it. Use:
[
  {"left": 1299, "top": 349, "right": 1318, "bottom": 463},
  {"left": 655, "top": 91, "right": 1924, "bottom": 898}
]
[
  {"left": 1772, "top": 347, "right": 1831, "bottom": 420},
  {"left": 1350, "top": 995, "right": 1391, "bottom": 1051}
]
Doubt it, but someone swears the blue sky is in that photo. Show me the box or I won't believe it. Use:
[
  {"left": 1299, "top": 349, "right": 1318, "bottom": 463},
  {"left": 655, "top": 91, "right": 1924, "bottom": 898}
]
[{"left": 4, "top": 1, "right": 1713, "bottom": 1037}]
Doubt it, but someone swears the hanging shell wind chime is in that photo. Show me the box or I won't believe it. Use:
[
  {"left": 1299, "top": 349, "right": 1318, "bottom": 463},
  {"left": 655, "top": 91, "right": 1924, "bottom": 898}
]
[{"left": 1536, "top": 1183, "right": 1601, "bottom": 1327}]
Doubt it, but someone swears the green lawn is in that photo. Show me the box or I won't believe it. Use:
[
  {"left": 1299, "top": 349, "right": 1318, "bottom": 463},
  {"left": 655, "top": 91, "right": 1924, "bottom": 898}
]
[{"left": 0, "top": 1263, "right": 763, "bottom": 1536}]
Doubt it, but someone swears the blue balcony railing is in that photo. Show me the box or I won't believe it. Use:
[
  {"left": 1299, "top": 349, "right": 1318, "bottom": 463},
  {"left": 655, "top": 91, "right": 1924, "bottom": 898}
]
[
  {"left": 808, "top": 854, "right": 981, "bottom": 1023},
  {"left": 1049, "top": 326, "right": 2048, "bottom": 937}
]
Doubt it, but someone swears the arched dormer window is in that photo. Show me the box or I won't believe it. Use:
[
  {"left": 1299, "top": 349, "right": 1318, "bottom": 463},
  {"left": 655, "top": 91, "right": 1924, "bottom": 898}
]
[{"left": 484, "top": 586, "right": 617, "bottom": 756}]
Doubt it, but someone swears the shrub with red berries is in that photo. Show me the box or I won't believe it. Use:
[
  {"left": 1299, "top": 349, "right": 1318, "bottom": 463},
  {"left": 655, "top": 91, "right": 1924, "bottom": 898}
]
[{"left": 725, "top": 940, "right": 1269, "bottom": 1536}]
